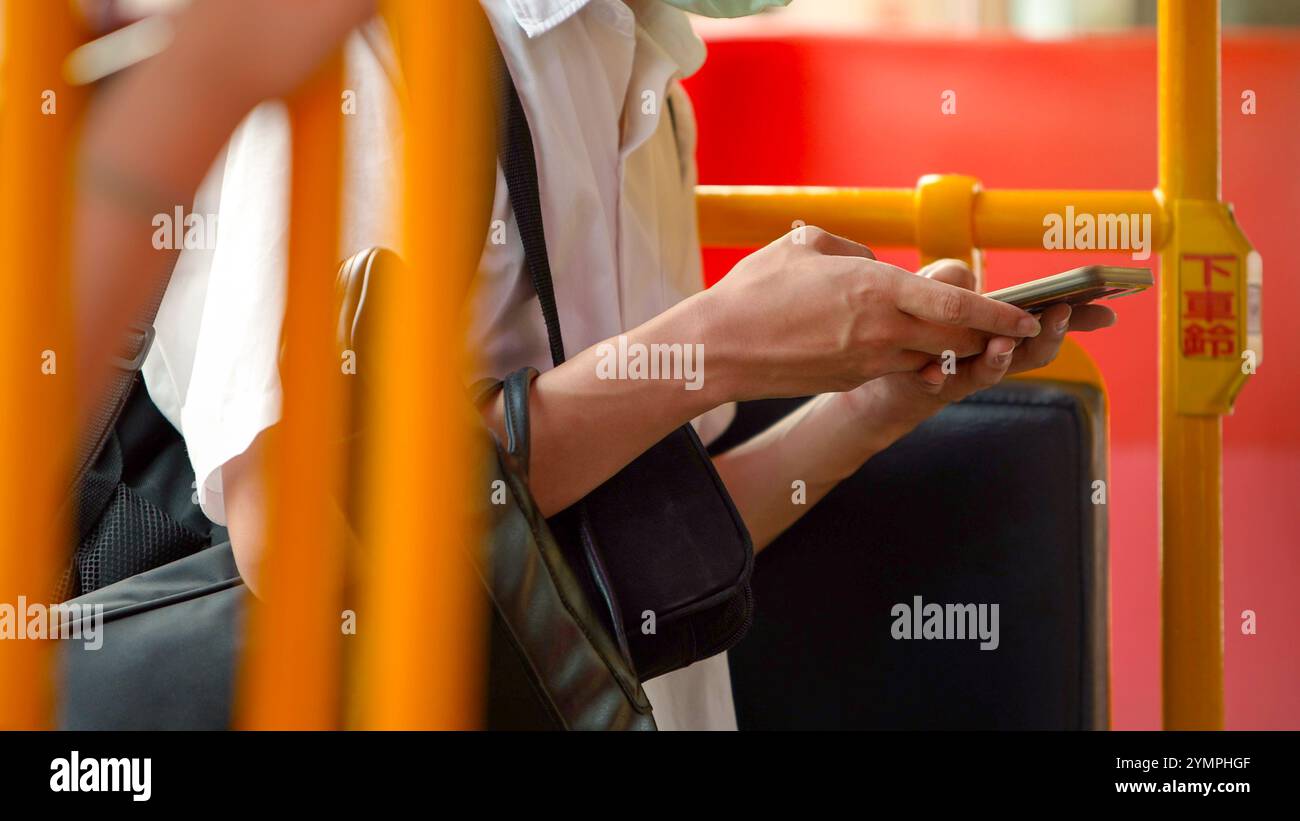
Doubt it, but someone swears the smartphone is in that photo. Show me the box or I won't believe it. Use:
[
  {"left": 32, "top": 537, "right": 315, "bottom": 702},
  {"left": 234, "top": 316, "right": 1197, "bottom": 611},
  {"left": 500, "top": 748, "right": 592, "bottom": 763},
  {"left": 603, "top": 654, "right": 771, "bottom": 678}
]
[{"left": 984, "top": 266, "right": 1152, "bottom": 313}]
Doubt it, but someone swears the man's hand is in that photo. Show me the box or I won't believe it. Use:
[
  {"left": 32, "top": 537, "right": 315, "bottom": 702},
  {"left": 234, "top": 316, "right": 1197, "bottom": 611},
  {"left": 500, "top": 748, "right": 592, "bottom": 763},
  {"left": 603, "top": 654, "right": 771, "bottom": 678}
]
[
  {"left": 844, "top": 259, "right": 1116, "bottom": 442},
  {"left": 696, "top": 227, "right": 1043, "bottom": 403}
]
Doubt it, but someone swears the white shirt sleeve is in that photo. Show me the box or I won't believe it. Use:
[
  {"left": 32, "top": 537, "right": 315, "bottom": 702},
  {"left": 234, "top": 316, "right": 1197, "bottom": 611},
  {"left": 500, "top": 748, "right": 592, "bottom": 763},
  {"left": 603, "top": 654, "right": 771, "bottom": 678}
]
[
  {"left": 179, "top": 101, "right": 291, "bottom": 525},
  {"left": 143, "top": 26, "right": 402, "bottom": 526}
]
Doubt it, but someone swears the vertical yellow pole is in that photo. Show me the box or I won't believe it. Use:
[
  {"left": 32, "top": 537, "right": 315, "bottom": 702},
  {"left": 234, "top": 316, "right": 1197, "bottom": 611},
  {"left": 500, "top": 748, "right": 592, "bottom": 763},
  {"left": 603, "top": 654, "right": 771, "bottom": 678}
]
[
  {"left": 351, "top": 1, "right": 491, "bottom": 729},
  {"left": 238, "top": 54, "right": 348, "bottom": 729},
  {"left": 1158, "top": 0, "right": 1225, "bottom": 729},
  {"left": 0, "top": 2, "right": 84, "bottom": 729},
  {"left": 914, "top": 173, "right": 979, "bottom": 269}
]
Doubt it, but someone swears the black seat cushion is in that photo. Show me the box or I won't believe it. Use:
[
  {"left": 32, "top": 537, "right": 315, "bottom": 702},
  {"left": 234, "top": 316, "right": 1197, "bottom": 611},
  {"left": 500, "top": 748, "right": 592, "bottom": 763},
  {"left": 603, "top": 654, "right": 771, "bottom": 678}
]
[{"left": 717, "top": 382, "right": 1107, "bottom": 730}]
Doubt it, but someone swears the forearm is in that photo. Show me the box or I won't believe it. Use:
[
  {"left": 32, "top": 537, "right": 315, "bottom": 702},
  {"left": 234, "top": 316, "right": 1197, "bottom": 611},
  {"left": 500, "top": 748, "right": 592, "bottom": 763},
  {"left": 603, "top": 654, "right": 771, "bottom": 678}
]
[
  {"left": 712, "top": 389, "right": 915, "bottom": 552},
  {"left": 480, "top": 293, "right": 724, "bottom": 516},
  {"left": 476, "top": 231, "right": 1041, "bottom": 530}
]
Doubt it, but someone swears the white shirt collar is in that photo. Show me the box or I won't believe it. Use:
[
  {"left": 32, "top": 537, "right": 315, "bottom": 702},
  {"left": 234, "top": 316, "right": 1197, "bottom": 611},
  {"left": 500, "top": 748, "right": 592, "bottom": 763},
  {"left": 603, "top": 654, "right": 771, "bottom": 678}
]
[
  {"left": 504, "top": 0, "right": 706, "bottom": 78},
  {"left": 506, "top": 0, "right": 595, "bottom": 38}
]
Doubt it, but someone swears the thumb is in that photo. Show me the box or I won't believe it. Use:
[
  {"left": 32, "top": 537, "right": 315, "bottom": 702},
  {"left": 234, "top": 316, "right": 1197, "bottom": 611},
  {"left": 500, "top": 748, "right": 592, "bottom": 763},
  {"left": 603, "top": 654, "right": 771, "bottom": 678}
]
[
  {"left": 917, "top": 360, "right": 948, "bottom": 394},
  {"left": 919, "top": 258, "right": 975, "bottom": 291}
]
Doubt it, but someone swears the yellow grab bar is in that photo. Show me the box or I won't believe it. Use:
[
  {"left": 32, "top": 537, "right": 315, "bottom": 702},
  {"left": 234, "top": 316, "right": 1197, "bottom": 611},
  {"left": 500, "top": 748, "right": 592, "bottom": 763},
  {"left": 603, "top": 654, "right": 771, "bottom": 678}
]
[
  {"left": 351, "top": 0, "right": 493, "bottom": 729},
  {"left": 237, "top": 53, "right": 350, "bottom": 730},
  {"left": 0, "top": 0, "right": 85, "bottom": 730},
  {"left": 698, "top": 185, "right": 1168, "bottom": 252}
]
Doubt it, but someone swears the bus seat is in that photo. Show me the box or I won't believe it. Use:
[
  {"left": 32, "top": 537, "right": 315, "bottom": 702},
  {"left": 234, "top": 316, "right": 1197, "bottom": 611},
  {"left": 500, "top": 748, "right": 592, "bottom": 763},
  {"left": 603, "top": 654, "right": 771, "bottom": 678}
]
[{"left": 725, "top": 379, "right": 1109, "bottom": 730}]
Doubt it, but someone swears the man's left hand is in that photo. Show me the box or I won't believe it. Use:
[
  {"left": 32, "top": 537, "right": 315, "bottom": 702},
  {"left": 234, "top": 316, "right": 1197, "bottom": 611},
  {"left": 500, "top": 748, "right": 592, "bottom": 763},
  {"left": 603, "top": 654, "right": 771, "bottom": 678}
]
[{"left": 844, "top": 258, "right": 1116, "bottom": 442}]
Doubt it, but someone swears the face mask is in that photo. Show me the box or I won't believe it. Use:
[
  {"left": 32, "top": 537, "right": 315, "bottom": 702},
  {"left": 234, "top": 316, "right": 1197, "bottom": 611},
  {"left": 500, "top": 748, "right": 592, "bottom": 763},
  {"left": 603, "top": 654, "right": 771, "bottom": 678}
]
[{"left": 659, "top": 0, "right": 791, "bottom": 18}]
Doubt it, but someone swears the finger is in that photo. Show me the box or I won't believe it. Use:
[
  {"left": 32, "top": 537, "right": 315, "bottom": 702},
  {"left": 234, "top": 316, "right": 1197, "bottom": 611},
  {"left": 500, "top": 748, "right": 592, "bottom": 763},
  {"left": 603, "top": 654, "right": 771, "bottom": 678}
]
[
  {"left": 918, "top": 360, "right": 948, "bottom": 390},
  {"left": 951, "top": 335, "right": 1017, "bottom": 394},
  {"left": 889, "top": 349, "right": 938, "bottom": 374},
  {"left": 801, "top": 226, "right": 876, "bottom": 260},
  {"left": 919, "top": 258, "right": 975, "bottom": 292},
  {"left": 898, "top": 316, "right": 987, "bottom": 358},
  {"left": 895, "top": 273, "right": 1042, "bottom": 338},
  {"left": 1039, "top": 303, "right": 1073, "bottom": 336},
  {"left": 1008, "top": 304, "right": 1070, "bottom": 373},
  {"left": 1065, "top": 303, "right": 1116, "bottom": 332}
]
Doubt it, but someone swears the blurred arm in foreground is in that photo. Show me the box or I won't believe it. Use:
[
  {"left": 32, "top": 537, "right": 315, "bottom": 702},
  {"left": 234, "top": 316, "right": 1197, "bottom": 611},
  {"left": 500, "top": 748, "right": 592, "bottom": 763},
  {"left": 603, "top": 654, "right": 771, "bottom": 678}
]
[{"left": 72, "top": 0, "right": 376, "bottom": 421}]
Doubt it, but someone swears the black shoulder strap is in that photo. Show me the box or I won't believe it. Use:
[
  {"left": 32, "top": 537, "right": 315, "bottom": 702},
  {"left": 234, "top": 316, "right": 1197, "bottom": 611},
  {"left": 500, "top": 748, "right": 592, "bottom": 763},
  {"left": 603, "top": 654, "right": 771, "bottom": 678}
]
[
  {"left": 495, "top": 60, "right": 639, "bottom": 666},
  {"left": 70, "top": 280, "right": 164, "bottom": 500},
  {"left": 497, "top": 60, "right": 567, "bottom": 368}
]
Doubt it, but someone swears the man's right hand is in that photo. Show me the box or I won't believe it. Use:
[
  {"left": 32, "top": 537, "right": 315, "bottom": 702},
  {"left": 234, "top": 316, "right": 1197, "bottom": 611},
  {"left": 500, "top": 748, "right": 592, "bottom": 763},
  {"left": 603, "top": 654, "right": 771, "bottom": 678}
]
[{"left": 694, "top": 225, "right": 1042, "bottom": 402}]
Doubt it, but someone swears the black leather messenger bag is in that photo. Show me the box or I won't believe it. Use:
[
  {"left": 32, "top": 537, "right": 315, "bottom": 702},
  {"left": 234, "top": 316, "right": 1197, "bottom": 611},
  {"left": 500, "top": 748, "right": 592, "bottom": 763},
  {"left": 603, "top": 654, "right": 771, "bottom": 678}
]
[
  {"left": 60, "top": 247, "right": 657, "bottom": 731},
  {"left": 496, "top": 62, "right": 755, "bottom": 680}
]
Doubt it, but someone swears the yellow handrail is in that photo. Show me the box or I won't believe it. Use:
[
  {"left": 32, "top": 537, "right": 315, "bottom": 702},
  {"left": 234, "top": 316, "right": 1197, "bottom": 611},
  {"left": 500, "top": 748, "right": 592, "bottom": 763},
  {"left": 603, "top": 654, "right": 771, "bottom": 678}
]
[
  {"left": 0, "top": 0, "right": 85, "bottom": 730},
  {"left": 237, "top": 52, "right": 350, "bottom": 730},
  {"left": 1156, "top": 0, "right": 1235, "bottom": 730},
  {"left": 697, "top": 185, "right": 1168, "bottom": 252},
  {"left": 240, "top": 0, "right": 494, "bottom": 730},
  {"left": 350, "top": 0, "right": 491, "bottom": 729}
]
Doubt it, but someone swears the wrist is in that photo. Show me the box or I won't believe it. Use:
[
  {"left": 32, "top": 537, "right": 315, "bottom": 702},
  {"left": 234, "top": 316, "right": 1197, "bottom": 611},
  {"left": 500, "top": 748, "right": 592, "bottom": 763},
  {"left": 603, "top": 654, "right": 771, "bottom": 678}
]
[
  {"left": 815, "top": 391, "right": 894, "bottom": 480},
  {"left": 671, "top": 288, "right": 744, "bottom": 408},
  {"left": 839, "top": 381, "right": 926, "bottom": 455},
  {"left": 580, "top": 299, "right": 723, "bottom": 425},
  {"left": 648, "top": 290, "right": 735, "bottom": 412}
]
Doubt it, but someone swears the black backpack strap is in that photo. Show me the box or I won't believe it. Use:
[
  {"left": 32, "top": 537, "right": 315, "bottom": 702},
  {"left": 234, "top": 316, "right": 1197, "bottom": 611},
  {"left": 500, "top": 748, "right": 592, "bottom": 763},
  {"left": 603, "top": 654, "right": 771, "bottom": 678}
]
[
  {"left": 74, "top": 293, "right": 160, "bottom": 477},
  {"left": 66, "top": 277, "right": 168, "bottom": 539},
  {"left": 496, "top": 61, "right": 566, "bottom": 368}
]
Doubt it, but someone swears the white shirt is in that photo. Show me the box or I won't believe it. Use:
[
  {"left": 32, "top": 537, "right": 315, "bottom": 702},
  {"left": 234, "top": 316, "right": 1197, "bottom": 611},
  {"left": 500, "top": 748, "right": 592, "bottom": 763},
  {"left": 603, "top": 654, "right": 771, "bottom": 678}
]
[
  {"left": 144, "top": 0, "right": 737, "bottom": 731},
  {"left": 143, "top": 19, "right": 404, "bottom": 523}
]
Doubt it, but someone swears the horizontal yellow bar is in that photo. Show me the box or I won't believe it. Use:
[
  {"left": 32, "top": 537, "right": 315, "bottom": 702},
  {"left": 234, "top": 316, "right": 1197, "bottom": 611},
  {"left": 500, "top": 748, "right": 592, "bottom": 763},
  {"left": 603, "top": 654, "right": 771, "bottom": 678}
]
[
  {"left": 697, "top": 185, "right": 1169, "bottom": 252},
  {"left": 698, "top": 186, "right": 916, "bottom": 247}
]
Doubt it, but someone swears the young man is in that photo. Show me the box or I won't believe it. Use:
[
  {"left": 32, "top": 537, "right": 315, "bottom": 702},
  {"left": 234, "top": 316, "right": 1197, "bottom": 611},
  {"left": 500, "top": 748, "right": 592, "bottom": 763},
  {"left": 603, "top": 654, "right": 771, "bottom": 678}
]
[{"left": 138, "top": 0, "right": 1114, "bottom": 730}]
